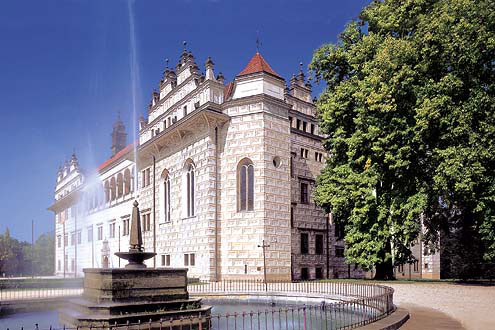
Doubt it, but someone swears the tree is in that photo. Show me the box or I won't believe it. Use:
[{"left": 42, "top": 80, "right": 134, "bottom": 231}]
[
  {"left": 0, "top": 228, "right": 14, "bottom": 275},
  {"left": 311, "top": 0, "right": 495, "bottom": 279}
]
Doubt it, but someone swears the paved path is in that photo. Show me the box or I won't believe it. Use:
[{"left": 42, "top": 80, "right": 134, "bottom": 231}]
[
  {"left": 400, "top": 304, "right": 464, "bottom": 329},
  {"left": 386, "top": 283, "right": 495, "bottom": 330}
]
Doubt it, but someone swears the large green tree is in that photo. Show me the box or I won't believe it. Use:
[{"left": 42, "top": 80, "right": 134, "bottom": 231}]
[{"left": 311, "top": 0, "right": 495, "bottom": 279}]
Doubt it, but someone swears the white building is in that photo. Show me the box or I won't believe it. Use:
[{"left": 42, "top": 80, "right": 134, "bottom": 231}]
[{"left": 49, "top": 48, "right": 363, "bottom": 281}]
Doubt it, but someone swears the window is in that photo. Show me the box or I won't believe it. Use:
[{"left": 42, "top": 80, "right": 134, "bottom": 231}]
[
  {"left": 123, "top": 219, "right": 129, "bottom": 236},
  {"left": 301, "top": 267, "right": 309, "bottom": 280},
  {"left": 290, "top": 207, "right": 294, "bottom": 228},
  {"left": 162, "top": 169, "right": 171, "bottom": 222},
  {"left": 161, "top": 254, "right": 171, "bottom": 266},
  {"left": 64, "top": 233, "right": 68, "bottom": 246},
  {"left": 109, "top": 222, "right": 116, "bottom": 238},
  {"left": 300, "top": 233, "right": 309, "bottom": 254},
  {"left": 315, "top": 152, "right": 323, "bottom": 162},
  {"left": 335, "top": 246, "right": 345, "bottom": 258},
  {"left": 315, "top": 267, "right": 323, "bottom": 279},
  {"left": 194, "top": 101, "right": 200, "bottom": 109},
  {"left": 88, "top": 227, "right": 93, "bottom": 242},
  {"left": 296, "top": 119, "right": 301, "bottom": 130},
  {"left": 302, "top": 121, "right": 307, "bottom": 132},
  {"left": 71, "top": 259, "right": 75, "bottom": 271},
  {"left": 413, "top": 260, "right": 419, "bottom": 272},
  {"left": 64, "top": 255, "right": 68, "bottom": 271},
  {"left": 315, "top": 234, "right": 324, "bottom": 255},
  {"left": 424, "top": 263, "right": 429, "bottom": 269},
  {"left": 58, "top": 260, "right": 61, "bottom": 271},
  {"left": 290, "top": 153, "right": 295, "bottom": 177},
  {"left": 104, "top": 181, "right": 110, "bottom": 203},
  {"left": 117, "top": 173, "right": 124, "bottom": 198},
  {"left": 183, "top": 105, "right": 188, "bottom": 116},
  {"left": 110, "top": 177, "right": 116, "bottom": 201},
  {"left": 300, "top": 182, "right": 309, "bottom": 204},
  {"left": 184, "top": 254, "right": 189, "bottom": 266},
  {"left": 97, "top": 225, "right": 103, "bottom": 241},
  {"left": 57, "top": 235, "right": 61, "bottom": 248},
  {"left": 184, "top": 160, "right": 195, "bottom": 217},
  {"left": 310, "top": 124, "right": 315, "bottom": 135},
  {"left": 142, "top": 213, "right": 151, "bottom": 232},
  {"left": 238, "top": 158, "right": 254, "bottom": 211},
  {"left": 335, "top": 221, "right": 345, "bottom": 240},
  {"left": 124, "top": 169, "right": 131, "bottom": 195},
  {"left": 300, "top": 148, "right": 309, "bottom": 159},
  {"left": 77, "top": 231, "right": 82, "bottom": 244},
  {"left": 190, "top": 253, "right": 195, "bottom": 266},
  {"left": 289, "top": 116, "right": 293, "bottom": 128},
  {"left": 142, "top": 168, "right": 151, "bottom": 188}
]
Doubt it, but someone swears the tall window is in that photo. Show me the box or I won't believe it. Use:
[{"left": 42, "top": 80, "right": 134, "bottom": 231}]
[
  {"left": 104, "top": 181, "right": 110, "bottom": 202},
  {"left": 124, "top": 169, "right": 131, "bottom": 195},
  {"left": 300, "top": 182, "right": 309, "bottom": 204},
  {"left": 97, "top": 225, "right": 103, "bottom": 240},
  {"left": 142, "top": 213, "right": 151, "bottom": 232},
  {"left": 300, "top": 233, "right": 309, "bottom": 254},
  {"left": 237, "top": 158, "right": 254, "bottom": 211},
  {"left": 110, "top": 177, "right": 116, "bottom": 201},
  {"left": 315, "top": 234, "right": 324, "bottom": 255},
  {"left": 117, "top": 173, "right": 124, "bottom": 198},
  {"left": 109, "top": 222, "right": 116, "bottom": 238},
  {"left": 122, "top": 219, "right": 129, "bottom": 236},
  {"left": 162, "top": 169, "right": 171, "bottom": 223},
  {"left": 184, "top": 160, "right": 195, "bottom": 217}
]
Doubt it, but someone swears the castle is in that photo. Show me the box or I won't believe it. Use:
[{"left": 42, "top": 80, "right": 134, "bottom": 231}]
[{"left": 49, "top": 47, "right": 368, "bottom": 281}]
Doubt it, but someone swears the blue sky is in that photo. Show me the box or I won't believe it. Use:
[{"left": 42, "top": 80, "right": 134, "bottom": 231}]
[{"left": 0, "top": 0, "right": 370, "bottom": 242}]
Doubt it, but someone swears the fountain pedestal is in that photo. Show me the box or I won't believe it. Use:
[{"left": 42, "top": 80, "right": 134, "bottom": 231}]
[
  {"left": 59, "top": 201, "right": 211, "bottom": 328},
  {"left": 59, "top": 267, "right": 210, "bottom": 327}
]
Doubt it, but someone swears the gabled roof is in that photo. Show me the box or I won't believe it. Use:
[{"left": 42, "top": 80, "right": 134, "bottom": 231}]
[
  {"left": 98, "top": 142, "right": 135, "bottom": 173},
  {"left": 238, "top": 52, "right": 282, "bottom": 79},
  {"left": 224, "top": 82, "right": 234, "bottom": 101}
]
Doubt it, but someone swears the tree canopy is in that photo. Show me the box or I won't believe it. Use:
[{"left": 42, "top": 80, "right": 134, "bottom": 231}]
[
  {"left": 0, "top": 229, "right": 54, "bottom": 277},
  {"left": 310, "top": 0, "right": 495, "bottom": 279}
]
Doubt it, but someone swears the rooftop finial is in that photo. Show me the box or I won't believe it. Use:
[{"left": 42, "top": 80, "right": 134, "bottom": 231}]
[
  {"left": 183, "top": 40, "right": 187, "bottom": 50},
  {"left": 256, "top": 31, "right": 261, "bottom": 53},
  {"left": 299, "top": 62, "right": 303, "bottom": 71},
  {"left": 165, "top": 58, "right": 169, "bottom": 68}
]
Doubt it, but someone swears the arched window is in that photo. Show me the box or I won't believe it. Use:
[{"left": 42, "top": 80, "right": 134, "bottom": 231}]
[
  {"left": 124, "top": 169, "right": 131, "bottom": 195},
  {"left": 238, "top": 158, "right": 254, "bottom": 211},
  {"left": 183, "top": 159, "right": 195, "bottom": 217},
  {"left": 104, "top": 181, "right": 110, "bottom": 203},
  {"left": 161, "top": 169, "right": 171, "bottom": 223},
  {"left": 110, "top": 177, "right": 116, "bottom": 201},
  {"left": 117, "top": 173, "right": 124, "bottom": 198}
]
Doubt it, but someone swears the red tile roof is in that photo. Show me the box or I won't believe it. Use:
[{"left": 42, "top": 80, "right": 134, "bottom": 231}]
[
  {"left": 238, "top": 52, "right": 282, "bottom": 79},
  {"left": 224, "top": 82, "right": 234, "bottom": 101},
  {"left": 97, "top": 142, "right": 135, "bottom": 172}
]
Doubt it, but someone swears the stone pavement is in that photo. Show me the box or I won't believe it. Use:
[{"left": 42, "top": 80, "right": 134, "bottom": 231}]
[{"left": 400, "top": 304, "right": 464, "bottom": 329}]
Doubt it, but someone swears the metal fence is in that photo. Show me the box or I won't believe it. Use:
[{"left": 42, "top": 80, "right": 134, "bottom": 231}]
[{"left": 0, "top": 280, "right": 394, "bottom": 330}]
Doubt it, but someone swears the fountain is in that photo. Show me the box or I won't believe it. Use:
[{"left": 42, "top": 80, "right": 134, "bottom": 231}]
[{"left": 59, "top": 201, "right": 211, "bottom": 328}]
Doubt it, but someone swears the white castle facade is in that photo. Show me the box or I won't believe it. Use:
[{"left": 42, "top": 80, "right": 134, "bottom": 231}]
[{"left": 49, "top": 48, "right": 365, "bottom": 281}]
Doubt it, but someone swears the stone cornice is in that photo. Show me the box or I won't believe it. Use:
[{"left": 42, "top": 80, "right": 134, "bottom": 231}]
[
  {"left": 222, "top": 93, "right": 291, "bottom": 111},
  {"left": 290, "top": 127, "right": 323, "bottom": 141},
  {"left": 288, "top": 108, "right": 317, "bottom": 122}
]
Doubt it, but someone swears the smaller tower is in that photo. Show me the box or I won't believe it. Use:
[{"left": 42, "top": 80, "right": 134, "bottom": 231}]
[
  {"left": 205, "top": 57, "right": 215, "bottom": 80},
  {"left": 111, "top": 113, "right": 127, "bottom": 157}
]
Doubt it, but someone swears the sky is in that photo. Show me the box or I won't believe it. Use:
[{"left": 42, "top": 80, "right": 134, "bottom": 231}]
[{"left": 0, "top": 0, "right": 370, "bottom": 242}]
